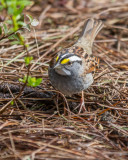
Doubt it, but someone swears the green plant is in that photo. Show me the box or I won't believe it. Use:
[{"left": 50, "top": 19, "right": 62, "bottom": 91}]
[
  {"left": 0, "top": 0, "right": 31, "bottom": 45},
  {"left": 24, "top": 56, "right": 33, "bottom": 66},
  {"left": 19, "top": 76, "right": 42, "bottom": 87},
  {"left": 19, "top": 56, "right": 42, "bottom": 87},
  {"left": 0, "top": 0, "right": 42, "bottom": 88},
  {"left": 1, "top": 0, "right": 31, "bottom": 31}
]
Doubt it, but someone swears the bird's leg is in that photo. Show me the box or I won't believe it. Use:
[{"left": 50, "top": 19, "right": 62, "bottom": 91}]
[{"left": 79, "top": 91, "right": 86, "bottom": 113}]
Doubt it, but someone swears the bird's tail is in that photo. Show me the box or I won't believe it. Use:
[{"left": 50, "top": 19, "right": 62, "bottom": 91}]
[{"left": 76, "top": 18, "right": 103, "bottom": 55}]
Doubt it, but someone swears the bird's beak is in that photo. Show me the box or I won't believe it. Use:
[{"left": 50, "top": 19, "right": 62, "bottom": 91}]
[{"left": 54, "top": 63, "right": 61, "bottom": 69}]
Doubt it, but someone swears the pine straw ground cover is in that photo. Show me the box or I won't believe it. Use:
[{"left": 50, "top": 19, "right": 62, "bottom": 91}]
[{"left": 0, "top": 0, "right": 128, "bottom": 160}]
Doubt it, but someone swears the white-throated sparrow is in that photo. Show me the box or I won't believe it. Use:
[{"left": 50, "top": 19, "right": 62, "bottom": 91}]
[{"left": 48, "top": 18, "right": 103, "bottom": 109}]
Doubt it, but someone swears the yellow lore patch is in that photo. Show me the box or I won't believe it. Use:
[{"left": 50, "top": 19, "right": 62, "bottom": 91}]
[
  {"left": 61, "top": 58, "right": 69, "bottom": 64},
  {"left": 56, "top": 56, "right": 59, "bottom": 62}
]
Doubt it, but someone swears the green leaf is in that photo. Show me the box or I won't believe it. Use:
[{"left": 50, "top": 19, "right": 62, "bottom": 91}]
[
  {"left": 16, "top": 6, "right": 24, "bottom": 15},
  {"left": 24, "top": 56, "right": 33, "bottom": 66},
  {"left": 35, "top": 78, "right": 42, "bottom": 86},
  {"left": 3, "top": 23, "right": 8, "bottom": 34},
  {"left": 11, "top": 100, "right": 14, "bottom": 105},
  {"left": 26, "top": 14, "right": 33, "bottom": 23},
  {"left": 19, "top": 76, "right": 27, "bottom": 83},
  {"left": 19, "top": 75, "right": 42, "bottom": 87},
  {"left": 8, "top": 33, "right": 18, "bottom": 40},
  {"left": 6, "top": 19, "right": 13, "bottom": 24},
  {"left": 8, "top": 6, "right": 14, "bottom": 15},
  {"left": 25, "top": 44, "right": 29, "bottom": 48},
  {"left": 28, "top": 77, "right": 36, "bottom": 87},
  {"left": 11, "top": 41, "right": 21, "bottom": 45},
  {"left": 0, "top": 27, "right": 2, "bottom": 35},
  {"left": 9, "top": 33, "right": 25, "bottom": 45},
  {"left": 22, "top": 24, "right": 31, "bottom": 31},
  {"left": 16, "top": 14, "right": 21, "bottom": 21},
  {"left": 0, "top": 5, "right": 4, "bottom": 11},
  {"left": 1, "top": 0, "right": 6, "bottom": 8},
  {"left": 19, "top": 78, "right": 23, "bottom": 82},
  {"left": 17, "top": 1, "right": 32, "bottom": 7},
  {"left": 27, "top": 76, "right": 42, "bottom": 87},
  {"left": 17, "top": 21, "right": 26, "bottom": 26}
]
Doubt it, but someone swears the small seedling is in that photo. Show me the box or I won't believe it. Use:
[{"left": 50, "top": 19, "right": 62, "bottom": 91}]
[
  {"left": 24, "top": 56, "right": 33, "bottom": 66},
  {"left": 19, "top": 76, "right": 42, "bottom": 87}
]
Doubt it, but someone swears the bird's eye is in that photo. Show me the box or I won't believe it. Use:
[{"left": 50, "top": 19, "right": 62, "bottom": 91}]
[{"left": 68, "top": 61, "right": 72, "bottom": 65}]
